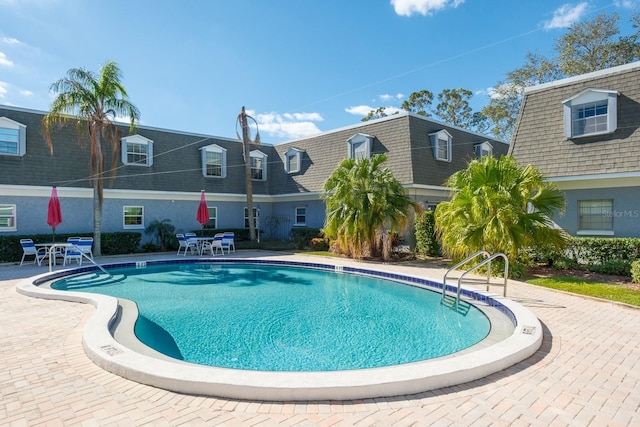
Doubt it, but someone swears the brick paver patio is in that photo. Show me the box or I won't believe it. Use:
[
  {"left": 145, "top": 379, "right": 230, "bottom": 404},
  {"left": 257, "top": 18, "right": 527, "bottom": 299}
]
[{"left": 1, "top": 252, "right": 638, "bottom": 426}]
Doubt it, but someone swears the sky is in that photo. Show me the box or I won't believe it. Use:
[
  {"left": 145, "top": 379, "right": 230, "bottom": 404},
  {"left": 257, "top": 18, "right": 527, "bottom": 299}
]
[{"left": 1, "top": 0, "right": 639, "bottom": 144}]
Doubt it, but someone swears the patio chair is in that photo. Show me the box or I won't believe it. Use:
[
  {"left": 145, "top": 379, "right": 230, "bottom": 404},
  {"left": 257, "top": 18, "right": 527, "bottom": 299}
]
[
  {"left": 222, "top": 232, "right": 235, "bottom": 253},
  {"left": 63, "top": 244, "right": 82, "bottom": 266},
  {"left": 200, "top": 239, "right": 215, "bottom": 256},
  {"left": 176, "top": 234, "right": 198, "bottom": 256},
  {"left": 77, "top": 237, "right": 94, "bottom": 260},
  {"left": 211, "top": 233, "right": 225, "bottom": 256},
  {"left": 19, "top": 239, "right": 48, "bottom": 266}
]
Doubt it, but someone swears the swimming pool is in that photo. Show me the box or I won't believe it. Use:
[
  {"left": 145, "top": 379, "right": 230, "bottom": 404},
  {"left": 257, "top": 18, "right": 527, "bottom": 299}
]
[
  {"left": 18, "top": 255, "right": 543, "bottom": 401},
  {"left": 50, "top": 263, "right": 491, "bottom": 371}
]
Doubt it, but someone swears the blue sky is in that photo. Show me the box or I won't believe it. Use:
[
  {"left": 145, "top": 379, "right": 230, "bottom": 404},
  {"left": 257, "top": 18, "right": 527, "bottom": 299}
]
[{"left": 1, "top": 0, "right": 638, "bottom": 144}]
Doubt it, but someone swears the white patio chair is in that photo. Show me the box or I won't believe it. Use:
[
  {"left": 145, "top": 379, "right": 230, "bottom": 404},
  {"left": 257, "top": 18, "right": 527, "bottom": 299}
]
[
  {"left": 176, "top": 234, "right": 197, "bottom": 256},
  {"left": 222, "top": 232, "right": 235, "bottom": 253},
  {"left": 211, "top": 233, "right": 225, "bottom": 256},
  {"left": 77, "top": 237, "right": 94, "bottom": 260},
  {"left": 19, "top": 239, "right": 48, "bottom": 266},
  {"left": 63, "top": 244, "right": 82, "bottom": 266}
]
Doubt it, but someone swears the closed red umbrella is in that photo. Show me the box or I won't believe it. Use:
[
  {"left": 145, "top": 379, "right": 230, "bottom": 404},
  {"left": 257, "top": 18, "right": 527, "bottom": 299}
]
[
  {"left": 47, "top": 186, "right": 63, "bottom": 242},
  {"left": 196, "top": 190, "right": 209, "bottom": 229}
]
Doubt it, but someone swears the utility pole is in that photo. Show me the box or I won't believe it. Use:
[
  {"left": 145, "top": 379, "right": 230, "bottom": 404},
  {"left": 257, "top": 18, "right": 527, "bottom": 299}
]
[{"left": 237, "top": 107, "right": 260, "bottom": 241}]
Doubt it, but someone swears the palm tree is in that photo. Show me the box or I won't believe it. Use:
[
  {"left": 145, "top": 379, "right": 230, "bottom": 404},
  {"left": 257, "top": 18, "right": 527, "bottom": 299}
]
[
  {"left": 323, "top": 154, "right": 416, "bottom": 261},
  {"left": 435, "top": 155, "right": 566, "bottom": 262},
  {"left": 43, "top": 61, "right": 140, "bottom": 256}
]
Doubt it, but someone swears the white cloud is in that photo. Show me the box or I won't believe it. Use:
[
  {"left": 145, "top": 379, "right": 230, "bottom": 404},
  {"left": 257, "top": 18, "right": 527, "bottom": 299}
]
[
  {"left": 391, "top": 0, "right": 465, "bottom": 17},
  {"left": 346, "top": 105, "right": 375, "bottom": 116},
  {"left": 543, "top": 3, "right": 589, "bottom": 30},
  {"left": 614, "top": 0, "right": 637, "bottom": 8},
  {"left": 20, "top": 89, "right": 33, "bottom": 96},
  {"left": 379, "top": 93, "right": 404, "bottom": 102},
  {"left": 254, "top": 111, "right": 324, "bottom": 140},
  {"left": 0, "top": 52, "right": 14, "bottom": 67},
  {"left": 0, "top": 81, "right": 8, "bottom": 98},
  {"left": 345, "top": 105, "right": 402, "bottom": 117},
  {"left": 1, "top": 37, "right": 22, "bottom": 45}
]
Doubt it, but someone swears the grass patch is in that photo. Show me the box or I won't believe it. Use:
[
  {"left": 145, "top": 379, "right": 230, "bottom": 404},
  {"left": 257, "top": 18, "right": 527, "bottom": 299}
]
[{"left": 527, "top": 276, "right": 640, "bottom": 307}]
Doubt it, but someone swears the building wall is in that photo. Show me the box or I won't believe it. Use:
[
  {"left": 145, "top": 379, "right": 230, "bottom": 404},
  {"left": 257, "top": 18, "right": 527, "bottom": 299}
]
[{"left": 554, "top": 187, "right": 640, "bottom": 237}]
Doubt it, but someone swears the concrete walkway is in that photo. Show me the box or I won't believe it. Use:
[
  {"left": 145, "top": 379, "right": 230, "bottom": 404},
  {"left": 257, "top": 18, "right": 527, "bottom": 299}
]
[{"left": 1, "top": 252, "right": 638, "bottom": 426}]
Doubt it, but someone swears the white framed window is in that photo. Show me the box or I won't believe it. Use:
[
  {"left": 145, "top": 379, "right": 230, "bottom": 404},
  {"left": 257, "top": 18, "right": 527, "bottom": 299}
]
[
  {"left": 203, "top": 206, "right": 217, "bottom": 230},
  {"left": 475, "top": 141, "right": 493, "bottom": 159},
  {"left": 284, "top": 148, "right": 303, "bottom": 173},
  {"left": 244, "top": 207, "right": 260, "bottom": 229},
  {"left": 294, "top": 207, "right": 306, "bottom": 226},
  {"left": 347, "top": 133, "right": 372, "bottom": 160},
  {"left": 121, "top": 135, "right": 153, "bottom": 166},
  {"left": 201, "top": 144, "right": 227, "bottom": 178},
  {"left": 0, "top": 117, "right": 27, "bottom": 157},
  {"left": 0, "top": 204, "right": 17, "bottom": 232},
  {"left": 577, "top": 199, "right": 613, "bottom": 235},
  {"left": 429, "top": 130, "right": 452, "bottom": 162},
  {"left": 563, "top": 89, "right": 618, "bottom": 138},
  {"left": 123, "top": 206, "right": 144, "bottom": 229},
  {"left": 250, "top": 150, "right": 268, "bottom": 181}
]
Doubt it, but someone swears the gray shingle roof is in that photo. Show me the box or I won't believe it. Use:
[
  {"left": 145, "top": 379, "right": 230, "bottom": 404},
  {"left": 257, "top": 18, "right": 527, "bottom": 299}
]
[
  {"left": 510, "top": 62, "right": 640, "bottom": 178},
  {"left": 0, "top": 106, "right": 507, "bottom": 195}
]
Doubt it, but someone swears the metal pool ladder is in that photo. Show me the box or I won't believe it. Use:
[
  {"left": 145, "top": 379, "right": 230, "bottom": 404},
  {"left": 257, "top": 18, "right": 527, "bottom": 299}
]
[{"left": 441, "top": 251, "right": 509, "bottom": 308}]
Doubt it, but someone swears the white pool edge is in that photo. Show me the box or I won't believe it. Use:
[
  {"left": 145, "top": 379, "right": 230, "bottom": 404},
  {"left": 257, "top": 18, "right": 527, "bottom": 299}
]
[{"left": 17, "top": 262, "right": 542, "bottom": 401}]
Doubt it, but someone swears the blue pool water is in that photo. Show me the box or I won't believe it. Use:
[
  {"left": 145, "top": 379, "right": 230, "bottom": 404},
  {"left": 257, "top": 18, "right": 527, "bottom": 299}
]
[{"left": 52, "top": 263, "right": 490, "bottom": 372}]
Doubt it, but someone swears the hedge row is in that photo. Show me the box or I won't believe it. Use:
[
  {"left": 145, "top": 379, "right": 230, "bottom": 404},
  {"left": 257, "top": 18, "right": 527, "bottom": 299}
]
[{"left": 0, "top": 232, "right": 142, "bottom": 263}]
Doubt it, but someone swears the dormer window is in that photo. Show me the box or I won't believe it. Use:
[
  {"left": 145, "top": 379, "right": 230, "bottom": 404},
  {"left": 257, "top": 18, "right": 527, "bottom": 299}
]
[
  {"left": 347, "top": 133, "right": 372, "bottom": 160},
  {"left": 0, "top": 116, "right": 26, "bottom": 157},
  {"left": 563, "top": 89, "right": 618, "bottom": 138},
  {"left": 284, "top": 147, "right": 303, "bottom": 173},
  {"left": 121, "top": 135, "right": 153, "bottom": 166},
  {"left": 250, "top": 150, "right": 268, "bottom": 181},
  {"left": 474, "top": 141, "right": 493, "bottom": 159},
  {"left": 201, "top": 144, "right": 227, "bottom": 178},
  {"left": 429, "top": 130, "right": 452, "bottom": 162}
]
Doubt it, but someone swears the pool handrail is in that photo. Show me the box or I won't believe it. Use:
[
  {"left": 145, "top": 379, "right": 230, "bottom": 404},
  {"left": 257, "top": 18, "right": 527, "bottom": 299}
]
[
  {"left": 442, "top": 250, "right": 490, "bottom": 301},
  {"left": 46, "top": 243, "right": 111, "bottom": 276}
]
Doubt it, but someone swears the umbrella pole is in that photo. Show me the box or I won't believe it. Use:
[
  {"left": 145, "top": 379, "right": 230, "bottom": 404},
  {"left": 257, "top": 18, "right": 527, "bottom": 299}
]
[{"left": 52, "top": 227, "right": 56, "bottom": 244}]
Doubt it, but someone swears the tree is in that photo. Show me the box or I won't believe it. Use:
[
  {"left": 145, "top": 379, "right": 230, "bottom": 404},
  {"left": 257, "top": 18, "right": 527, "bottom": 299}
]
[
  {"left": 434, "top": 155, "right": 566, "bottom": 262},
  {"left": 43, "top": 61, "right": 139, "bottom": 256},
  {"left": 361, "top": 106, "right": 390, "bottom": 122},
  {"left": 323, "top": 154, "right": 416, "bottom": 261},
  {"left": 434, "top": 88, "right": 480, "bottom": 129},
  {"left": 401, "top": 89, "right": 433, "bottom": 116},
  {"left": 144, "top": 218, "right": 176, "bottom": 251},
  {"left": 237, "top": 107, "right": 259, "bottom": 241},
  {"left": 483, "top": 12, "right": 640, "bottom": 140}
]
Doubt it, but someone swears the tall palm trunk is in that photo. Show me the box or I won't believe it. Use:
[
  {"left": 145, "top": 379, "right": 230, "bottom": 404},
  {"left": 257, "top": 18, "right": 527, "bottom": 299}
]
[
  {"left": 240, "top": 107, "right": 256, "bottom": 241},
  {"left": 91, "top": 124, "right": 103, "bottom": 256}
]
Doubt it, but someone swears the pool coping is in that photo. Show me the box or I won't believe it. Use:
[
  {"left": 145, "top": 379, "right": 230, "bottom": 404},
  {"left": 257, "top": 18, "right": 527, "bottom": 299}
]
[{"left": 16, "top": 257, "right": 542, "bottom": 401}]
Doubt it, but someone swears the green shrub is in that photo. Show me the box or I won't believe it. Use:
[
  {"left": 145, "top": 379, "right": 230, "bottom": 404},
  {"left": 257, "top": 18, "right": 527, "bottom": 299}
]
[
  {"left": 415, "top": 210, "right": 440, "bottom": 256},
  {"left": 99, "top": 232, "right": 142, "bottom": 255},
  {"left": 586, "top": 260, "right": 632, "bottom": 276},
  {"left": 551, "top": 256, "right": 580, "bottom": 270},
  {"left": 631, "top": 260, "right": 640, "bottom": 284}
]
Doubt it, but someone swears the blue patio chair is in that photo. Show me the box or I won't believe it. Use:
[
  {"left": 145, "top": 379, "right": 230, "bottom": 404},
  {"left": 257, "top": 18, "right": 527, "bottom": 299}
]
[{"left": 19, "top": 239, "right": 48, "bottom": 266}]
